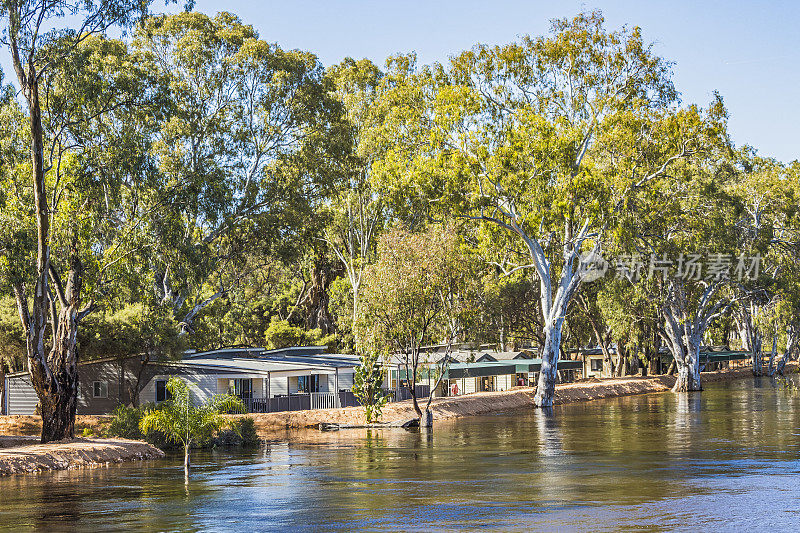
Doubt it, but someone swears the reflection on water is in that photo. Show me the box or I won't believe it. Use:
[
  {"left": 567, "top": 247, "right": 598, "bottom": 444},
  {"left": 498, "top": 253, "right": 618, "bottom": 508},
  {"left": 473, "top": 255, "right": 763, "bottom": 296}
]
[{"left": 2, "top": 378, "right": 800, "bottom": 531}]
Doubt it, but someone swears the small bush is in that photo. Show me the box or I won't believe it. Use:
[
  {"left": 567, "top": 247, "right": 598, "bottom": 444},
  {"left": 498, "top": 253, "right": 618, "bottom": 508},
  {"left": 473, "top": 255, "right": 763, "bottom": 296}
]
[
  {"left": 106, "top": 404, "right": 173, "bottom": 447},
  {"left": 213, "top": 417, "right": 261, "bottom": 447},
  {"left": 107, "top": 405, "right": 144, "bottom": 439}
]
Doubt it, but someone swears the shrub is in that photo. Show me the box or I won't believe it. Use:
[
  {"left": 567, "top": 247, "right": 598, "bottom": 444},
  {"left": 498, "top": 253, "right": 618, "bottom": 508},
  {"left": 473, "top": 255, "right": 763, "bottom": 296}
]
[
  {"left": 353, "top": 351, "right": 388, "bottom": 423},
  {"left": 213, "top": 417, "right": 260, "bottom": 447},
  {"left": 107, "top": 405, "right": 144, "bottom": 439}
]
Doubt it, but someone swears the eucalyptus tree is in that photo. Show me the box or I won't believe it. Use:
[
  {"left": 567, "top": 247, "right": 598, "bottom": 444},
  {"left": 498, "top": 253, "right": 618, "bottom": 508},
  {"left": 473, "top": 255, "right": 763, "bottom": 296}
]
[
  {"left": 370, "top": 12, "right": 708, "bottom": 406},
  {"left": 0, "top": 0, "right": 176, "bottom": 442},
  {"left": 325, "top": 58, "right": 385, "bottom": 342},
  {"left": 595, "top": 278, "right": 663, "bottom": 376},
  {"left": 133, "top": 12, "right": 348, "bottom": 339},
  {"left": 726, "top": 155, "right": 799, "bottom": 375},
  {"left": 358, "top": 227, "right": 480, "bottom": 426},
  {"left": 622, "top": 133, "right": 741, "bottom": 391}
]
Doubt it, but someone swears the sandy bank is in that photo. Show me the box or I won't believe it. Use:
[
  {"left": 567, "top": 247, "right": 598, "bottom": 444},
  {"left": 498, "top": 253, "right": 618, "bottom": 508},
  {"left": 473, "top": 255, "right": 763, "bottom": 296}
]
[
  {"left": 0, "top": 415, "right": 113, "bottom": 439},
  {"left": 0, "top": 437, "right": 165, "bottom": 476}
]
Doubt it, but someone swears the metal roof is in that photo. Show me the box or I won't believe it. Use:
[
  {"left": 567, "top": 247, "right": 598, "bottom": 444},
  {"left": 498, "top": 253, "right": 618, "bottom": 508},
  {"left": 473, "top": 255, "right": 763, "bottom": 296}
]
[
  {"left": 444, "top": 359, "right": 582, "bottom": 379},
  {"left": 183, "top": 345, "right": 330, "bottom": 360},
  {"left": 477, "top": 351, "right": 533, "bottom": 362},
  {"left": 659, "top": 350, "right": 752, "bottom": 362},
  {"left": 176, "top": 352, "right": 360, "bottom": 375}
]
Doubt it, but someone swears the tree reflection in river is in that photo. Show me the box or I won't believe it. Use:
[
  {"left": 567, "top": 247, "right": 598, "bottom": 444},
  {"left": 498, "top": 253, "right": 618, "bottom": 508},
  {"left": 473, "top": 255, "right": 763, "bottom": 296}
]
[{"left": 1, "top": 378, "right": 799, "bottom": 531}]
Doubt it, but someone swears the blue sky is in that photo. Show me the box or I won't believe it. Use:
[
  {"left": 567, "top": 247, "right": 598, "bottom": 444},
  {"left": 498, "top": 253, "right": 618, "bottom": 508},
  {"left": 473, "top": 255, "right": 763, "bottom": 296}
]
[{"left": 3, "top": 1, "right": 798, "bottom": 162}]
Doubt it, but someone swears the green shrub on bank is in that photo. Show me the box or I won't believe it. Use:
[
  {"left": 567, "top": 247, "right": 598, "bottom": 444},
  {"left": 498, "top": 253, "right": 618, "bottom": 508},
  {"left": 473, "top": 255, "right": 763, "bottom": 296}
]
[
  {"left": 107, "top": 405, "right": 144, "bottom": 439},
  {"left": 107, "top": 401, "right": 259, "bottom": 449},
  {"left": 106, "top": 404, "right": 185, "bottom": 448},
  {"left": 213, "top": 417, "right": 260, "bottom": 447}
]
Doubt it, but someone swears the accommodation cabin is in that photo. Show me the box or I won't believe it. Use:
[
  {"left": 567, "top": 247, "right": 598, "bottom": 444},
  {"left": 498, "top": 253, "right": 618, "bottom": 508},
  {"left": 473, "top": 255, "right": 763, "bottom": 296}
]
[
  {"left": 2, "top": 346, "right": 360, "bottom": 415},
  {"left": 387, "top": 347, "right": 581, "bottom": 398}
]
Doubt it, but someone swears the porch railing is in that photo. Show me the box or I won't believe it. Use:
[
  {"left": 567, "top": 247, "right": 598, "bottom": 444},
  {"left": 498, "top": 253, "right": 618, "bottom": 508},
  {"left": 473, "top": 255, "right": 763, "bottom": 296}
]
[
  {"left": 310, "top": 392, "right": 337, "bottom": 410},
  {"left": 392, "top": 385, "right": 431, "bottom": 402},
  {"left": 241, "top": 390, "right": 362, "bottom": 414}
]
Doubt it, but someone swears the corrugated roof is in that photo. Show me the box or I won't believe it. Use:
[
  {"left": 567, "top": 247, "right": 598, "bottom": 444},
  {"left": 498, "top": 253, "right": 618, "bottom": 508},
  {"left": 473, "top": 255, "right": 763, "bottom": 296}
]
[
  {"left": 176, "top": 353, "right": 359, "bottom": 374},
  {"left": 443, "top": 359, "right": 582, "bottom": 379},
  {"left": 477, "top": 351, "right": 533, "bottom": 361}
]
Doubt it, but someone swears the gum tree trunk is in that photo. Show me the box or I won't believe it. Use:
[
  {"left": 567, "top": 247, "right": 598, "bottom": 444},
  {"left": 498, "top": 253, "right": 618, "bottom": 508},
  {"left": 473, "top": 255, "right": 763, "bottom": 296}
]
[
  {"left": 19, "top": 254, "right": 86, "bottom": 443},
  {"left": 184, "top": 443, "right": 190, "bottom": 484},
  {"left": 533, "top": 323, "right": 563, "bottom": 407},
  {"left": 663, "top": 280, "right": 727, "bottom": 394},
  {"left": 672, "top": 334, "right": 702, "bottom": 392},
  {"left": 525, "top": 220, "right": 593, "bottom": 408},
  {"left": 776, "top": 323, "right": 798, "bottom": 375},
  {"left": 7, "top": 14, "right": 88, "bottom": 443},
  {"left": 735, "top": 305, "right": 763, "bottom": 376}
]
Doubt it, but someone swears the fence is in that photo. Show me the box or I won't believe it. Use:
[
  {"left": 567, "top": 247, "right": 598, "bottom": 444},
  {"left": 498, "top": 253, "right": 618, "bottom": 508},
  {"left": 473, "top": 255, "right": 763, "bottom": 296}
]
[
  {"left": 242, "top": 390, "right": 361, "bottom": 414},
  {"left": 393, "top": 385, "right": 431, "bottom": 402},
  {"left": 239, "top": 385, "right": 430, "bottom": 414}
]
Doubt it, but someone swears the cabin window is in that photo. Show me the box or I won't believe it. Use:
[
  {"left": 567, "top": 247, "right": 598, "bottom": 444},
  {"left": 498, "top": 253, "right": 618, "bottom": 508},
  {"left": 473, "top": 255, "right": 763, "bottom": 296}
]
[
  {"left": 155, "top": 380, "right": 171, "bottom": 402},
  {"left": 297, "top": 375, "right": 320, "bottom": 393},
  {"left": 227, "top": 378, "right": 253, "bottom": 399},
  {"left": 92, "top": 381, "right": 108, "bottom": 399},
  {"left": 590, "top": 359, "right": 603, "bottom": 372}
]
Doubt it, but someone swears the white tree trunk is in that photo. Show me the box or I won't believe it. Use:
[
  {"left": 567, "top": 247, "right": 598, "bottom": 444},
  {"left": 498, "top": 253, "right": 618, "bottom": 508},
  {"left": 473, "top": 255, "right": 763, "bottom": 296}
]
[
  {"left": 663, "top": 281, "right": 726, "bottom": 393},
  {"left": 184, "top": 443, "right": 190, "bottom": 484},
  {"left": 673, "top": 334, "right": 702, "bottom": 392},
  {"left": 776, "top": 324, "right": 797, "bottom": 375},
  {"left": 533, "top": 322, "right": 563, "bottom": 407}
]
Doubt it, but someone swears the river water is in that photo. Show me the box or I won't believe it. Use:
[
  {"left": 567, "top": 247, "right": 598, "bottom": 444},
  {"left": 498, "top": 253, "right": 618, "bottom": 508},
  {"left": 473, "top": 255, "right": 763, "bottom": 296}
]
[{"left": 1, "top": 378, "right": 799, "bottom": 531}]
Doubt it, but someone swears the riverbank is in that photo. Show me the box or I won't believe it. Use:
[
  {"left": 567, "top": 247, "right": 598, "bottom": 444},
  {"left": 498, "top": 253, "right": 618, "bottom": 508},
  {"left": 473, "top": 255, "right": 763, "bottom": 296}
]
[
  {"left": 240, "top": 364, "right": 766, "bottom": 435},
  {"left": 0, "top": 437, "right": 165, "bottom": 476},
  {"left": 0, "top": 364, "right": 786, "bottom": 440}
]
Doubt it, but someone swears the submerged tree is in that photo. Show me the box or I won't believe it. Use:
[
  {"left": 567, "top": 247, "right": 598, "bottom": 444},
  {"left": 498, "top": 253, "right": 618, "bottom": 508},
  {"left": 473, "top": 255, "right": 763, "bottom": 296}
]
[{"left": 139, "top": 377, "right": 244, "bottom": 482}]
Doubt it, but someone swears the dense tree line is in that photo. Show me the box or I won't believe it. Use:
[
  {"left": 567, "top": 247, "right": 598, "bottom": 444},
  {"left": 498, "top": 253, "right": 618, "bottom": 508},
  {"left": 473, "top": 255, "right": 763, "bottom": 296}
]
[{"left": 0, "top": 4, "right": 798, "bottom": 439}]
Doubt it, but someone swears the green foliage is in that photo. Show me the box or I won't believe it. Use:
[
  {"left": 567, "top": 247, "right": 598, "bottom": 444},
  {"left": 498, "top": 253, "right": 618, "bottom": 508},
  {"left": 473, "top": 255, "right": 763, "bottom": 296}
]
[
  {"left": 264, "top": 318, "right": 337, "bottom": 350},
  {"left": 358, "top": 227, "right": 482, "bottom": 358},
  {"left": 352, "top": 351, "right": 388, "bottom": 423},
  {"left": 139, "top": 377, "right": 246, "bottom": 455},
  {"left": 80, "top": 304, "right": 186, "bottom": 361},
  {"left": 213, "top": 417, "right": 260, "bottom": 447},
  {"left": 107, "top": 405, "right": 145, "bottom": 440},
  {"left": 0, "top": 297, "right": 26, "bottom": 371}
]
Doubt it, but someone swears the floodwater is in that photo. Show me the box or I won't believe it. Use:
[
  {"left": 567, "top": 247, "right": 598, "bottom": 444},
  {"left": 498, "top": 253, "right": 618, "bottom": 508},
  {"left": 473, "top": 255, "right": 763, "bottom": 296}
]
[{"left": 1, "top": 378, "right": 799, "bottom": 532}]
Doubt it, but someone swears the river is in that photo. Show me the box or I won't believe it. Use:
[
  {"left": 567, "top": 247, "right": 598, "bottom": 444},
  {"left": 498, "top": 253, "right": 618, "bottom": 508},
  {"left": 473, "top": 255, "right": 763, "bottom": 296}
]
[{"left": 1, "top": 377, "right": 799, "bottom": 531}]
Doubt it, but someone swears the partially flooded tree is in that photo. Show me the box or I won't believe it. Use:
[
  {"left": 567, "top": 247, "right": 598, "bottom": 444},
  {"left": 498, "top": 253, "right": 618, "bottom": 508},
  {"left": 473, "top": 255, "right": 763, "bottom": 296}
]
[
  {"left": 139, "top": 377, "right": 244, "bottom": 483},
  {"left": 726, "top": 155, "right": 800, "bottom": 376},
  {"left": 629, "top": 144, "right": 740, "bottom": 392},
  {"left": 358, "top": 228, "right": 479, "bottom": 426}
]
